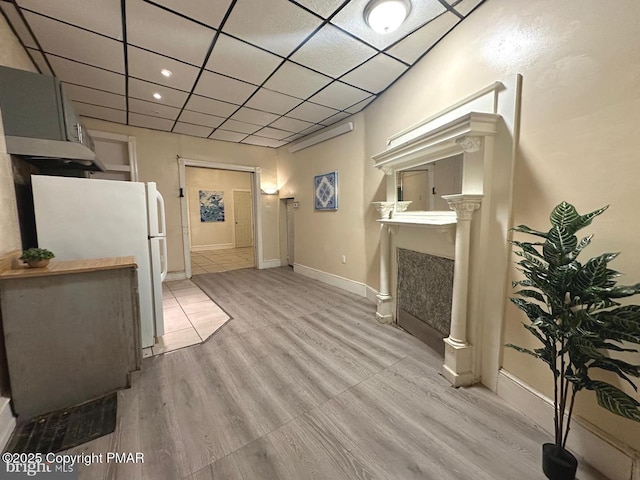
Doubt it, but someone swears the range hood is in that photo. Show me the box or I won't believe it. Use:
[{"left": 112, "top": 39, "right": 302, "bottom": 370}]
[{"left": 0, "top": 65, "right": 104, "bottom": 172}]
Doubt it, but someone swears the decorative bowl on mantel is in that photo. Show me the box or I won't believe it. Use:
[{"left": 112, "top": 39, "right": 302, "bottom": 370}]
[
  {"left": 371, "top": 201, "right": 395, "bottom": 219},
  {"left": 396, "top": 201, "right": 412, "bottom": 212}
]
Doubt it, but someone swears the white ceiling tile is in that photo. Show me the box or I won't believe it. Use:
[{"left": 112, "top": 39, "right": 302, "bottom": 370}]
[
  {"left": 269, "top": 116, "right": 315, "bottom": 133},
  {"left": 219, "top": 119, "right": 261, "bottom": 135},
  {"left": 293, "top": 0, "right": 345, "bottom": 18},
  {"left": 387, "top": 12, "right": 460, "bottom": 64},
  {"left": 224, "top": 0, "right": 322, "bottom": 57},
  {"left": 254, "top": 127, "right": 291, "bottom": 140},
  {"left": 177, "top": 110, "right": 225, "bottom": 128},
  {"left": 230, "top": 108, "right": 280, "bottom": 126},
  {"left": 150, "top": 0, "right": 232, "bottom": 29},
  {"left": 206, "top": 34, "right": 282, "bottom": 86},
  {"left": 184, "top": 95, "right": 238, "bottom": 117},
  {"left": 245, "top": 89, "right": 301, "bottom": 115},
  {"left": 332, "top": 0, "right": 446, "bottom": 50},
  {"left": 284, "top": 133, "right": 304, "bottom": 142},
  {"left": 210, "top": 130, "right": 248, "bottom": 142},
  {"left": 26, "top": 48, "right": 52, "bottom": 75},
  {"left": 308, "top": 81, "right": 370, "bottom": 110},
  {"left": 346, "top": 95, "right": 375, "bottom": 114},
  {"left": 290, "top": 24, "right": 377, "bottom": 78},
  {"left": 320, "top": 111, "right": 351, "bottom": 126},
  {"left": 129, "top": 112, "right": 174, "bottom": 131},
  {"left": 1, "top": 1, "right": 37, "bottom": 48},
  {"left": 263, "top": 61, "right": 331, "bottom": 100},
  {"left": 287, "top": 101, "right": 338, "bottom": 123},
  {"left": 341, "top": 54, "right": 408, "bottom": 93},
  {"left": 75, "top": 102, "right": 126, "bottom": 124},
  {"left": 454, "top": 0, "right": 485, "bottom": 16},
  {"left": 128, "top": 47, "right": 200, "bottom": 92},
  {"left": 129, "top": 97, "right": 181, "bottom": 120},
  {"left": 242, "top": 136, "right": 286, "bottom": 148},
  {"left": 17, "top": 0, "right": 123, "bottom": 40},
  {"left": 24, "top": 11, "right": 124, "bottom": 72},
  {"left": 194, "top": 70, "right": 257, "bottom": 105},
  {"left": 128, "top": 78, "right": 189, "bottom": 107},
  {"left": 47, "top": 55, "right": 125, "bottom": 94},
  {"left": 173, "top": 122, "right": 213, "bottom": 138},
  {"left": 126, "top": 0, "right": 214, "bottom": 67},
  {"left": 299, "top": 124, "right": 324, "bottom": 136},
  {"left": 63, "top": 83, "right": 126, "bottom": 110}
]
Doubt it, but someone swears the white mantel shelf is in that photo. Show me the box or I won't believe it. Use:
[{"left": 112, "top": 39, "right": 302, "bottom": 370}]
[{"left": 377, "top": 217, "right": 457, "bottom": 227}]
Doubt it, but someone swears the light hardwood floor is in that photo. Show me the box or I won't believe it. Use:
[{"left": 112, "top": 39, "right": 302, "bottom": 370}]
[{"left": 67, "top": 267, "right": 606, "bottom": 480}]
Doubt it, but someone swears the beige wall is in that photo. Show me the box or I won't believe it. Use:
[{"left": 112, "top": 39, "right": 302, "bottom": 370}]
[
  {"left": 186, "top": 167, "right": 252, "bottom": 249},
  {"left": 81, "top": 119, "right": 279, "bottom": 272}
]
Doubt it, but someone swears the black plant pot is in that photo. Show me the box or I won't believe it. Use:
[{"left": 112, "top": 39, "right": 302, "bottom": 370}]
[{"left": 542, "top": 443, "right": 578, "bottom": 480}]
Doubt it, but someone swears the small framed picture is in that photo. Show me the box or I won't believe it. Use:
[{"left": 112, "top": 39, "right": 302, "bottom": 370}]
[{"left": 314, "top": 171, "right": 338, "bottom": 211}]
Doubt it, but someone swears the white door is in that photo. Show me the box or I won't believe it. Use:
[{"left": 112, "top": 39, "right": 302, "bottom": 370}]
[
  {"left": 286, "top": 199, "right": 295, "bottom": 267},
  {"left": 233, "top": 190, "right": 253, "bottom": 248}
]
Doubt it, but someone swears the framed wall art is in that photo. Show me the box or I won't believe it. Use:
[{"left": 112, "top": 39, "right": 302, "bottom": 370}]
[
  {"left": 314, "top": 171, "right": 338, "bottom": 211},
  {"left": 199, "top": 190, "right": 225, "bottom": 222}
]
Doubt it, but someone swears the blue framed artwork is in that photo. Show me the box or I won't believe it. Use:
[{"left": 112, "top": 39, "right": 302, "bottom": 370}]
[
  {"left": 199, "top": 190, "right": 225, "bottom": 222},
  {"left": 314, "top": 171, "right": 338, "bottom": 211}
]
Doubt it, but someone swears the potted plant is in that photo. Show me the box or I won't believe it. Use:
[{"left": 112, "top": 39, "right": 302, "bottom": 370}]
[
  {"left": 508, "top": 201, "right": 640, "bottom": 480},
  {"left": 20, "top": 248, "right": 55, "bottom": 268}
]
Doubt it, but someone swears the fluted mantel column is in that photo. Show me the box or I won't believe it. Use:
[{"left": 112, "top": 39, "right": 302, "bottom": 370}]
[{"left": 441, "top": 193, "right": 482, "bottom": 387}]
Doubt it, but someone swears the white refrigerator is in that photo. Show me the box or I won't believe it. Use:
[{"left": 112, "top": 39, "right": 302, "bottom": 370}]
[{"left": 31, "top": 175, "right": 167, "bottom": 348}]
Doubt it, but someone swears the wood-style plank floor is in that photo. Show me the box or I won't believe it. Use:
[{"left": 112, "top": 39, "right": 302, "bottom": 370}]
[{"left": 67, "top": 267, "right": 606, "bottom": 480}]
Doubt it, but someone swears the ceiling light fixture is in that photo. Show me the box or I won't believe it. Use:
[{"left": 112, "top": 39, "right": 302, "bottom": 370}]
[
  {"left": 152, "top": 92, "right": 162, "bottom": 100},
  {"left": 160, "top": 69, "right": 173, "bottom": 77},
  {"left": 364, "top": 0, "right": 411, "bottom": 34}
]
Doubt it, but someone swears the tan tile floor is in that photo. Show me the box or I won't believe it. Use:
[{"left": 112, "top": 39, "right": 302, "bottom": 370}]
[
  {"left": 142, "top": 279, "right": 230, "bottom": 357},
  {"left": 190, "top": 246, "right": 255, "bottom": 275}
]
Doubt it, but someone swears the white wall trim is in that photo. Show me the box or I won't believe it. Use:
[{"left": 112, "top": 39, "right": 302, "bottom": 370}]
[
  {"left": 262, "top": 259, "right": 282, "bottom": 269},
  {"left": 190, "top": 243, "right": 234, "bottom": 252},
  {"left": 365, "top": 285, "right": 378, "bottom": 305},
  {"left": 496, "top": 369, "right": 638, "bottom": 480},
  {"left": 0, "top": 396, "right": 15, "bottom": 451},
  {"left": 165, "top": 271, "right": 187, "bottom": 282},
  {"left": 294, "top": 264, "right": 367, "bottom": 297}
]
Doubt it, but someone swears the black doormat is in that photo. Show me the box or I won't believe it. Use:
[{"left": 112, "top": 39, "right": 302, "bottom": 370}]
[{"left": 4, "top": 393, "right": 117, "bottom": 454}]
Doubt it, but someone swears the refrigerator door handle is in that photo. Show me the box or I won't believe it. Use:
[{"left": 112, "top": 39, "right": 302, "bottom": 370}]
[
  {"left": 156, "top": 190, "right": 167, "bottom": 236},
  {"left": 159, "top": 236, "right": 168, "bottom": 282}
]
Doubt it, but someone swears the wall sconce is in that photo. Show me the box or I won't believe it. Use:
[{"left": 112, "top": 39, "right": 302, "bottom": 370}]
[{"left": 260, "top": 187, "right": 279, "bottom": 195}]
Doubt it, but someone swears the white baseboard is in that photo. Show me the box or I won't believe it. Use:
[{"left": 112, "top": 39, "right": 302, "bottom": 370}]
[
  {"left": 496, "top": 369, "right": 638, "bottom": 480},
  {"left": 293, "top": 264, "right": 367, "bottom": 297},
  {"left": 165, "top": 271, "right": 187, "bottom": 281},
  {"left": 260, "top": 259, "right": 282, "bottom": 269},
  {"left": 365, "top": 285, "right": 378, "bottom": 305},
  {"left": 190, "top": 243, "right": 234, "bottom": 252},
  {"left": 0, "top": 397, "right": 15, "bottom": 450}
]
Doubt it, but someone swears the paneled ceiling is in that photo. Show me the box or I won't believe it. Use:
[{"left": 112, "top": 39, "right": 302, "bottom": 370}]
[{"left": 0, "top": 0, "right": 484, "bottom": 148}]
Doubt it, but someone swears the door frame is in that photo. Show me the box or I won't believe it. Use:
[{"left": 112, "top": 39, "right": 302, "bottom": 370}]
[
  {"left": 232, "top": 189, "right": 253, "bottom": 247},
  {"left": 178, "top": 158, "right": 263, "bottom": 278}
]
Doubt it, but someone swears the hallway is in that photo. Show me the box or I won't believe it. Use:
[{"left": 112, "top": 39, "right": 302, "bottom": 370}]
[{"left": 190, "top": 247, "right": 254, "bottom": 274}]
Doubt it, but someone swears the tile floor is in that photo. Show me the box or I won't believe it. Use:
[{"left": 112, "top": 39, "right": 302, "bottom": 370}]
[
  {"left": 142, "top": 279, "right": 230, "bottom": 357},
  {"left": 190, "top": 246, "right": 254, "bottom": 275}
]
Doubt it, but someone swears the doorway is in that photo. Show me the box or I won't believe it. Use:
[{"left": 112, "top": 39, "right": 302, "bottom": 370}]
[{"left": 285, "top": 199, "right": 295, "bottom": 267}]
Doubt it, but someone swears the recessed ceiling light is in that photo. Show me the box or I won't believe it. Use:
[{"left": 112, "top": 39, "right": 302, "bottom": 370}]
[
  {"left": 160, "top": 69, "right": 172, "bottom": 77},
  {"left": 364, "top": 0, "right": 411, "bottom": 34},
  {"left": 153, "top": 92, "right": 162, "bottom": 100}
]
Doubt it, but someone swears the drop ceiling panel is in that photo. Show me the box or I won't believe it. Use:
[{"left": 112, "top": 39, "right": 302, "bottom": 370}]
[
  {"left": 129, "top": 98, "right": 181, "bottom": 120},
  {"left": 245, "top": 89, "right": 301, "bottom": 115},
  {"left": 218, "top": 119, "right": 261, "bottom": 135},
  {"left": 194, "top": 70, "right": 257, "bottom": 105},
  {"left": 346, "top": 95, "right": 375, "bottom": 113},
  {"left": 331, "top": 0, "right": 446, "bottom": 50},
  {"left": 341, "top": 54, "right": 408, "bottom": 93},
  {"left": 173, "top": 122, "right": 212, "bottom": 138},
  {"left": 184, "top": 94, "right": 239, "bottom": 118},
  {"left": 126, "top": 0, "right": 214, "bottom": 67},
  {"left": 387, "top": 12, "right": 460, "bottom": 64},
  {"left": 254, "top": 127, "right": 291, "bottom": 140},
  {"left": 263, "top": 61, "right": 332, "bottom": 100},
  {"left": 75, "top": 103, "right": 126, "bottom": 124},
  {"left": 17, "top": 0, "right": 123, "bottom": 40},
  {"left": 287, "top": 102, "right": 339, "bottom": 123},
  {"left": 63, "top": 83, "right": 126, "bottom": 110},
  {"left": 206, "top": 34, "right": 282, "bottom": 86},
  {"left": 128, "top": 78, "right": 189, "bottom": 107},
  {"left": 150, "top": 0, "right": 233, "bottom": 29},
  {"left": 242, "top": 136, "right": 286, "bottom": 148},
  {"left": 269, "top": 116, "right": 315, "bottom": 134},
  {"left": 230, "top": 108, "right": 280, "bottom": 126},
  {"left": 320, "top": 111, "right": 352, "bottom": 126},
  {"left": 177, "top": 110, "right": 226, "bottom": 128},
  {"left": 308, "top": 81, "right": 370, "bottom": 110},
  {"left": 26, "top": 48, "right": 52, "bottom": 75},
  {"left": 210, "top": 130, "right": 247, "bottom": 142},
  {"left": 0, "top": 1, "right": 37, "bottom": 48},
  {"left": 293, "top": 0, "right": 346, "bottom": 19},
  {"left": 453, "top": 0, "right": 485, "bottom": 16},
  {"left": 290, "top": 24, "right": 377, "bottom": 78},
  {"left": 223, "top": 0, "right": 322, "bottom": 57},
  {"left": 24, "top": 12, "right": 124, "bottom": 72},
  {"left": 129, "top": 112, "right": 174, "bottom": 131},
  {"left": 47, "top": 55, "right": 125, "bottom": 94},
  {"left": 127, "top": 46, "right": 200, "bottom": 92}
]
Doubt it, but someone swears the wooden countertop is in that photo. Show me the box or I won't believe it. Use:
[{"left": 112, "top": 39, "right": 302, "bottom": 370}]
[{"left": 0, "top": 256, "right": 137, "bottom": 280}]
